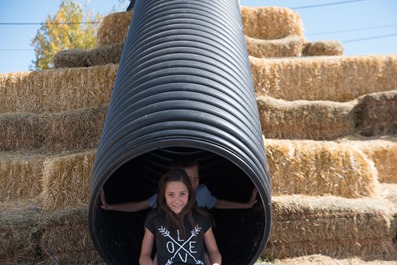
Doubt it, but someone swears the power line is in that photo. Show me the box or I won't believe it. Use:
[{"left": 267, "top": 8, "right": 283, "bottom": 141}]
[
  {"left": 0, "top": 21, "right": 101, "bottom": 26},
  {"left": 0, "top": 49, "right": 33, "bottom": 51},
  {"left": 291, "top": 0, "right": 366, "bottom": 10},
  {"left": 342, "top": 33, "right": 397, "bottom": 43},
  {"left": 307, "top": 24, "right": 397, "bottom": 36}
]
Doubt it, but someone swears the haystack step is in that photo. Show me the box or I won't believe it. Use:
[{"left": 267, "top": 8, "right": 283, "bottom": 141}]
[
  {"left": 250, "top": 55, "right": 397, "bottom": 102},
  {"left": 0, "top": 106, "right": 106, "bottom": 152},
  {"left": 2, "top": 187, "right": 397, "bottom": 264},
  {"left": 2, "top": 56, "right": 396, "bottom": 114},
  {"left": 264, "top": 192, "right": 397, "bottom": 260},
  {"left": 0, "top": 65, "right": 117, "bottom": 114},
  {"left": 0, "top": 205, "right": 104, "bottom": 264},
  {"left": 258, "top": 90, "right": 397, "bottom": 140},
  {"left": 1, "top": 136, "right": 396, "bottom": 210}
]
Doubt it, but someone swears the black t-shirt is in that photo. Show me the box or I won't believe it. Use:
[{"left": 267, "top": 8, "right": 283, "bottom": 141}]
[{"left": 145, "top": 210, "right": 212, "bottom": 265}]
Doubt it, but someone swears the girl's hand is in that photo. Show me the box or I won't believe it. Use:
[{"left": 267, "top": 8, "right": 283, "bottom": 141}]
[
  {"left": 100, "top": 189, "right": 109, "bottom": 210},
  {"left": 247, "top": 188, "right": 258, "bottom": 208}
]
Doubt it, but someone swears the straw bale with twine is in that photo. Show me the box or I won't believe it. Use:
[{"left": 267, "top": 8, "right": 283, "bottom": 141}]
[
  {"left": 0, "top": 207, "right": 40, "bottom": 264},
  {"left": 0, "top": 65, "right": 117, "bottom": 114},
  {"left": 338, "top": 136, "right": 397, "bottom": 183},
  {"left": 264, "top": 139, "right": 379, "bottom": 198},
  {"left": 246, "top": 35, "right": 303, "bottom": 58},
  {"left": 302, "top": 41, "right": 344, "bottom": 56},
  {"left": 249, "top": 55, "right": 397, "bottom": 102},
  {"left": 0, "top": 153, "right": 45, "bottom": 202},
  {"left": 257, "top": 96, "right": 355, "bottom": 140},
  {"left": 0, "top": 106, "right": 106, "bottom": 152},
  {"left": 42, "top": 150, "right": 96, "bottom": 211},
  {"left": 263, "top": 195, "right": 397, "bottom": 259},
  {"left": 38, "top": 208, "right": 103, "bottom": 264},
  {"left": 54, "top": 43, "right": 124, "bottom": 69},
  {"left": 97, "top": 11, "right": 132, "bottom": 47},
  {"left": 352, "top": 90, "right": 397, "bottom": 137}
]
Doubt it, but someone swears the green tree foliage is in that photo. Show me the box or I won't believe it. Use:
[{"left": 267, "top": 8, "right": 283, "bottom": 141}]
[{"left": 30, "top": 0, "right": 102, "bottom": 70}]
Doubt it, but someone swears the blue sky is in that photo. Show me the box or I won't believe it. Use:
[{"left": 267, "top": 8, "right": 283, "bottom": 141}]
[{"left": 0, "top": 0, "right": 396, "bottom": 74}]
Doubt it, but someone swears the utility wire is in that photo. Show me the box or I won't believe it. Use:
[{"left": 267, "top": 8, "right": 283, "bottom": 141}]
[
  {"left": 0, "top": 21, "right": 101, "bottom": 26},
  {"left": 291, "top": 0, "right": 366, "bottom": 10},
  {"left": 342, "top": 33, "right": 397, "bottom": 43},
  {"left": 2, "top": 32, "right": 396, "bottom": 51},
  {"left": 0, "top": 49, "right": 33, "bottom": 51},
  {"left": 307, "top": 24, "right": 397, "bottom": 36}
]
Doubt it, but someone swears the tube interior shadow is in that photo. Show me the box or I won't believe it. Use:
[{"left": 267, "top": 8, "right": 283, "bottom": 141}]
[{"left": 92, "top": 147, "right": 267, "bottom": 265}]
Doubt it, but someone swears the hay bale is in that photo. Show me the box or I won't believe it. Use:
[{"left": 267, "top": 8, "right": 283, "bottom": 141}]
[
  {"left": 0, "top": 207, "right": 40, "bottom": 264},
  {"left": 0, "top": 153, "right": 45, "bottom": 202},
  {"left": 240, "top": 6, "right": 304, "bottom": 40},
  {"left": 0, "top": 107, "right": 107, "bottom": 152},
  {"left": 263, "top": 195, "right": 397, "bottom": 259},
  {"left": 38, "top": 207, "right": 103, "bottom": 264},
  {"left": 86, "top": 42, "right": 124, "bottom": 67},
  {"left": 302, "top": 41, "right": 344, "bottom": 56},
  {"left": 42, "top": 150, "right": 96, "bottom": 211},
  {"left": 250, "top": 55, "right": 397, "bottom": 102},
  {"left": 257, "top": 96, "right": 355, "bottom": 140},
  {"left": 352, "top": 90, "right": 397, "bottom": 137},
  {"left": 339, "top": 136, "right": 397, "bottom": 183},
  {"left": 264, "top": 139, "right": 379, "bottom": 198},
  {"left": 246, "top": 35, "right": 303, "bottom": 58},
  {"left": 53, "top": 49, "right": 88, "bottom": 69},
  {"left": 0, "top": 65, "right": 117, "bottom": 114},
  {"left": 39, "top": 207, "right": 103, "bottom": 264},
  {"left": 41, "top": 106, "right": 107, "bottom": 152},
  {"left": 0, "top": 113, "right": 42, "bottom": 151},
  {"left": 275, "top": 254, "right": 397, "bottom": 264},
  {"left": 97, "top": 11, "right": 132, "bottom": 47}
]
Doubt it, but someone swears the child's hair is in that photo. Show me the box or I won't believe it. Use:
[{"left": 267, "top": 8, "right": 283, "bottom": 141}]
[
  {"left": 170, "top": 157, "right": 198, "bottom": 170},
  {"left": 156, "top": 168, "right": 208, "bottom": 238}
]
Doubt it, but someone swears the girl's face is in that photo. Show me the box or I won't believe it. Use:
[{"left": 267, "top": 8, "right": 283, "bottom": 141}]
[
  {"left": 165, "top": 181, "right": 189, "bottom": 215},
  {"left": 185, "top": 165, "right": 199, "bottom": 190}
]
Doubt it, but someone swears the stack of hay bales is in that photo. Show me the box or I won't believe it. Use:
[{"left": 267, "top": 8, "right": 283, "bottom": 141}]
[
  {"left": 0, "top": 65, "right": 117, "bottom": 263},
  {"left": 1, "top": 4, "right": 397, "bottom": 265},
  {"left": 54, "top": 6, "right": 343, "bottom": 69}
]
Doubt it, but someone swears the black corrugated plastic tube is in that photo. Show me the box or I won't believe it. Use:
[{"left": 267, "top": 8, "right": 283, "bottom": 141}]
[{"left": 88, "top": 0, "right": 272, "bottom": 264}]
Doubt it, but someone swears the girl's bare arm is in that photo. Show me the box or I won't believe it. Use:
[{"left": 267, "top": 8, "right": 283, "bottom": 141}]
[{"left": 204, "top": 227, "right": 222, "bottom": 265}]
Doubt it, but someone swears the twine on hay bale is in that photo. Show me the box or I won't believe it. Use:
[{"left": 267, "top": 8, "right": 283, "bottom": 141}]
[
  {"left": 249, "top": 55, "right": 397, "bottom": 102},
  {"left": 339, "top": 136, "right": 397, "bottom": 183},
  {"left": 0, "top": 65, "right": 117, "bottom": 114},
  {"left": 38, "top": 207, "right": 103, "bottom": 264},
  {"left": 0, "top": 106, "right": 107, "bottom": 152},
  {"left": 302, "top": 41, "right": 344, "bottom": 56},
  {"left": 0, "top": 207, "right": 40, "bottom": 264},
  {"left": 0, "top": 153, "right": 45, "bottom": 202},
  {"left": 263, "top": 195, "right": 397, "bottom": 259},
  {"left": 257, "top": 96, "right": 355, "bottom": 140},
  {"left": 97, "top": 11, "right": 132, "bottom": 47},
  {"left": 352, "top": 90, "right": 397, "bottom": 137},
  {"left": 246, "top": 35, "right": 303, "bottom": 58},
  {"left": 264, "top": 139, "right": 379, "bottom": 198},
  {"left": 42, "top": 150, "right": 96, "bottom": 211}
]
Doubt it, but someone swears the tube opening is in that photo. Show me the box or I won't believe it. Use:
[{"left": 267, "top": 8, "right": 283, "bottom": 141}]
[{"left": 91, "top": 146, "right": 268, "bottom": 265}]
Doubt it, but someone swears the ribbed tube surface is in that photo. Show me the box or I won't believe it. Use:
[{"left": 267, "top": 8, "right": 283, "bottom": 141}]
[{"left": 88, "top": 1, "right": 271, "bottom": 264}]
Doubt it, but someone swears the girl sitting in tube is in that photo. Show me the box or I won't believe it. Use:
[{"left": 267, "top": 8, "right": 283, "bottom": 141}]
[
  {"left": 100, "top": 158, "right": 258, "bottom": 212},
  {"left": 139, "top": 169, "right": 222, "bottom": 265}
]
